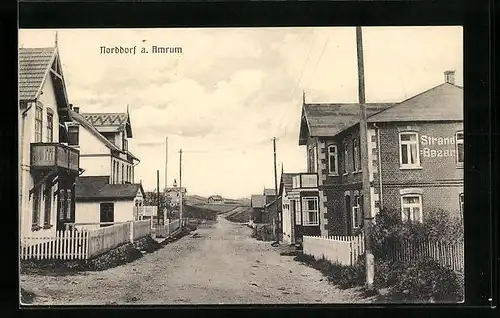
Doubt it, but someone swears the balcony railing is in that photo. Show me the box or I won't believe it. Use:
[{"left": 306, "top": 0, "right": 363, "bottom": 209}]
[
  {"left": 31, "top": 143, "right": 80, "bottom": 173},
  {"left": 292, "top": 173, "right": 318, "bottom": 189}
]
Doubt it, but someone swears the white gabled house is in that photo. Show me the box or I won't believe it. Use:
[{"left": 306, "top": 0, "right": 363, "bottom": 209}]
[
  {"left": 19, "top": 46, "right": 81, "bottom": 238},
  {"left": 67, "top": 108, "right": 145, "bottom": 230}
]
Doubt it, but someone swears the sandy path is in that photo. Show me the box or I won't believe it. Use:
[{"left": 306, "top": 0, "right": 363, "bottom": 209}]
[{"left": 20, "top": 216, "right": 370, "bottom": 305}]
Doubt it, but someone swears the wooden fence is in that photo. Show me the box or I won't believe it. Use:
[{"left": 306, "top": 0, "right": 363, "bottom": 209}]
[
  {"left": 20, "top": 230, "right": 89, "bottom": 260},
  {"left": 133, "top": 219, "right": 153, "bottom": 241},
  {"left": 152, "top": 219, "right": 180, "bottom": 238},
  {"left": 303, "top": 233, "right": 365, "bottom": 266},
  {"left": 87, "top": 222, "right": 131, "bottom": 258},
  {"left": 21, "top": 220, "right": 153, "bottom": 260},
  {"left": 389, "top": 239, "right": 464, "bottom": 272}
]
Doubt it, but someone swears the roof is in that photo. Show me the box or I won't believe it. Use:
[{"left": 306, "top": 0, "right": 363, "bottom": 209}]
[
  {"left": 19, "top": 47, "right": 57, "bottom": 101},
  {"left": 263, "top": 188, "right": 277, "bottom": 196},
  {"left": 209, "top": 195, "right": 223, "bottom": 200},
  {"left": 75, "top": 176, "right": 145, "bottom": 201},
  {"left": 19, "top": 47, "right": 71, "bottom": 116},
  {"left": 367, "top": 83, "right": 463, "bottom": 123},
  {"left": 299, "top": 103, "right": 394, "bottom": 145},
  {"left": 251, "top": 195, "right": 266, "bottom": 208},
  {"left": 69, "top": 110, "right": 122, "bottom": 152},
  {"left": 81, "top": 112, "right": 133, "bottom": 138},
  {"left": 264, "top": 199, "right": 277, "bottom": 209},
  {"left": 279, "top": 173, "right": 298, "bottom": 196}
]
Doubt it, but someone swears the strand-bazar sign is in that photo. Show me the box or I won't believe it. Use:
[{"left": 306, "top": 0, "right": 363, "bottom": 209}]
[{"left": 419, "top": 134, "right": 458, "bottom": 158}]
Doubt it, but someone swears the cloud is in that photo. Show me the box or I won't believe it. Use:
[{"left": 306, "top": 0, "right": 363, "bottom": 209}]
[{"left": 19, "top": 27, "right": 463, "bottom": 197}]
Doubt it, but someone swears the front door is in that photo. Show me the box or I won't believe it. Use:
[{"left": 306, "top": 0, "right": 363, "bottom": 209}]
[{"left": 100, "top": 203, "right": 114, "bottom": 227}]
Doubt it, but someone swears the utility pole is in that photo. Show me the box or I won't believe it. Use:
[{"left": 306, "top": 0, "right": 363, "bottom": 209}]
[
  {"left": 273, "top": 137, "right": 279, "bottom": 243},
  {"left": 165, "top": 136, "right": 168, "bottom": 191},
  {"left": 356, "top": 26, "right": 375, "bottom": 288},
  {"left": 156, "top": 169, "right": 160, "bottom": 228},
  {"left": 179, "top": 149, "right": 183, "bottom": 228}
]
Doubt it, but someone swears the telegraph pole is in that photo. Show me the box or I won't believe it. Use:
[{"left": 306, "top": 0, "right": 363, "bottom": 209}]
[
  {"left": 179, "top": 149, "right": 183, "bottom": 228},
  {"left": 273, "top": 137, "right": 279, "bottom": 243},
  {"left": 356, "top": 26, "right": 375, "bottom": 288},
  {"left": 156, "top": 170, "right": 160, "bottom": 227},
  {"left": 165, "top": 136, "right": 168, "bottom": 191}
]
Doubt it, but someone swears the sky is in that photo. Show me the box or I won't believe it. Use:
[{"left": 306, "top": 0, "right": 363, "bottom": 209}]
[{"left": 19, "top": 26, "right": 463, "bottom": 198}]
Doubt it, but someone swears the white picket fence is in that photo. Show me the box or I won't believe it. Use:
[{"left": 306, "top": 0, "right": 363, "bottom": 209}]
[
  {"left": 303, "top": 233, "right": 365, "bottom": 266},
  {"left": 20, "top": 220, "right": 153, "bottom": 260}
]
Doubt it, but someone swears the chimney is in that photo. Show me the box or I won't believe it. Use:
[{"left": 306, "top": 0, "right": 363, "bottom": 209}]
[
  {"left": 69, "top": 103, "right": 73, "bottom": 110},
  {"left": 444, "top": 70, "right": 455, "bottom": 85},
  {"left": 73, "top": 107, "right": 80, "bottom": 113}
]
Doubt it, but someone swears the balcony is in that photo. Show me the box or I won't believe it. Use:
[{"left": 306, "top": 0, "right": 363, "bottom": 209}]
[
  {"left": 30, "top": 143, "right": 80, "bottom": 173},
  {"left": 292, "top": 173, "right": 318, "bottom": 189}
]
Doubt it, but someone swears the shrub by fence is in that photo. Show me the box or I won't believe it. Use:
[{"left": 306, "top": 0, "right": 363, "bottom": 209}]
[
  {"left": 389, "top": 239, "right": 464, "bottom": 272},
  {"left": 302, "top": 233, "right": 365, "bottom": 266}
]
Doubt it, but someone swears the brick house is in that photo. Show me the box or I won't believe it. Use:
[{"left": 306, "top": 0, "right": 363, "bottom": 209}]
[{"left": 298, "top": 71, "right": 463, "bottom": 236}]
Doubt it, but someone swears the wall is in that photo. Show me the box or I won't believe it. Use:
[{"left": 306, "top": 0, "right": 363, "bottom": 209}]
[
  {"left": 75, "top": 200, "right": 135, "bottom": 230},
  {"left": 20, "top": 73, "right": 62, "bottom": 239},
  {"left": 78, "top": 119, "right": 111, "bottom": 178},
  {"left": 281, "top": 192, "right": 292, "bottom": 244},
  {"left": 376, "top": 121, "right": 464, "bottom": 220}
]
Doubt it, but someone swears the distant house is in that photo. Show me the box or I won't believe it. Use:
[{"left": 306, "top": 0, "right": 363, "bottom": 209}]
[
  {"left": 165, "top": 179, "right": 186, "bottom": 218},
  {"left": 250, "top": 194, "right": 266, "bottom": 223},
  {"left": 208, "top": 195, "right": 223, "bottom": 204},
  {"left": 19, "top": 46, "right": 81, "bottom": 237},
  {"left": 278, "top": 172, "right": 299, "bottom": 244}
]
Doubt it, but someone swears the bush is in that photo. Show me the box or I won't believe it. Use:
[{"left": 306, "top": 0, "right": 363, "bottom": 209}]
[
  {"left": 386, "top": 258, "right": 464, "bottom": 303},
  {"left": 294, "top": 253, "right": 366, "bottom": 289}
]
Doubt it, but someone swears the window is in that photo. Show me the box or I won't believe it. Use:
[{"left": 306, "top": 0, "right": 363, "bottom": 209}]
[
  {"left": 100, "top": 203, "right": 114, "bottom": 227},
  {"left": 102, "top": 132, "right": 115, "bottom": 144},
  {"left": 343, "top": 142, "right": 348, "bottom": 174},
  {"left": 68, "top": 126, "right": 79, "bottom": 146},
  {"left": 58, "top": 189, "right": 66, "bottom": 220},
  {"left": 401, "top": 195, "right": 423, "bottom": 223},
  {"left": 345, "top": 193, "right": 351, "bottom": 228},
  {"left": 46, "top": 113, "right": 53, "bottom": 142},
  {"left": 65, "top": 189, "right": 72, "bottom": 219},
  {"left": 328, "top": 145, "right": 338, "bottom": 175},
  {"left": 352, "top": 194, "right": 361, "bottom": 229},
  {"left": 294, "top": 200, "right": 301, "bottom": 225},
  {"left": 122, "top": 164, "right": 124, "bottom": 184},
  {"left": 353, "top": 138, "right": 361, "bottom": 172},
  {"left": 35, "top": 105, "right": 43, "bottom": 142},
  {"left": 456, "top": 131, "right": 464, "bottom": 165},
  {"left": 399, "top": 132, "right": 420, "bottom": 168},
  {"left": 302, "top": 197, "right": 319, "bottom": 226},
  {"left": 32, "top": 187, "right": 41, "bottom": 227},
  {"left": 459, "top": 193, "right": 464, "bottom": 220},
  {"left": 308, "top": 146, "right": 317, "bottom": 173},
  {"left": 43, "top": 184, "right": 52, "bottom": 226},
  {"left": 123, "top": 138, "right": 128, "bottom": 151}
]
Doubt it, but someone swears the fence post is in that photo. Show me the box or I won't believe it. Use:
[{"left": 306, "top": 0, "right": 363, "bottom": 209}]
[{"left": 130, "top": 221, "right": 134, "bottom": 243}]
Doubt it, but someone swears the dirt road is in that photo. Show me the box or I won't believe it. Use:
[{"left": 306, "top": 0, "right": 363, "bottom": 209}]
[{"left": 21, "top": 216, "right": 370, "bottom": 305}]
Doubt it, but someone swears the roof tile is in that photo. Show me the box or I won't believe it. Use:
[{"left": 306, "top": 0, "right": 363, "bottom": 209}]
[{"left": 19, "top": 47, "right": 56, "bottom": 100}]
